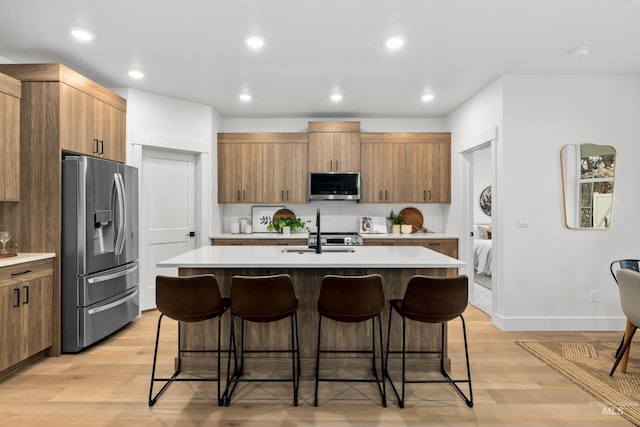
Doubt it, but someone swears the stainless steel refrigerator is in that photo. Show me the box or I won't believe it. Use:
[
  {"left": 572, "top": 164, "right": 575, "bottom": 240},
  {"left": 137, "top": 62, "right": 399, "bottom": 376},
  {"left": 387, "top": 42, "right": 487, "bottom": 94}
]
[{"left": 61, "top": 155, "right": 139, "bottom": 353}]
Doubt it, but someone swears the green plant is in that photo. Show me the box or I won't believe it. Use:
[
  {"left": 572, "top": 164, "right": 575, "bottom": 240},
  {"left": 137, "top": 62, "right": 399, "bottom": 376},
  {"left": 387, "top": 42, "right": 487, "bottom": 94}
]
[
  {"left": 267, "top": 217, "right": 311, "bottom": 233},
  {"left": 386, "top": 210, "right": 405, "bottom": 225}
]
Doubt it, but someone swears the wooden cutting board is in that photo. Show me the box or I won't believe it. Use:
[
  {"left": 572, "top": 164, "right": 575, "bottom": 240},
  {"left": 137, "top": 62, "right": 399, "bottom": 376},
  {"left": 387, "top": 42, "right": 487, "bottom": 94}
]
[{"left": 399, "top": 207, "right": 427, "bottom": 233}]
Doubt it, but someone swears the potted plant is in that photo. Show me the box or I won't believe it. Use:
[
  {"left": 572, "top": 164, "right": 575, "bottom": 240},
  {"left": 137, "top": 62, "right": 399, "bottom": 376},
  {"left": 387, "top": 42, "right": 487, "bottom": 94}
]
[
  {"left": 386, "top": 211, "right": 405, "bottom": 234},
  {"left": 267, "top": 217, "right": 311, "bottom": 234}
]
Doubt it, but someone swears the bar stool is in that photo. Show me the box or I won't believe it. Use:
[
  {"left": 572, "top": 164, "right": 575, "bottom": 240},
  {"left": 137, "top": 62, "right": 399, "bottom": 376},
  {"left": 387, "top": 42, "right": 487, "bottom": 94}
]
[
  {"left": 385, "top": 275, "right": 473, "bottom": 408},
  {"left": 224, "top": 274, "right": 300, "bottom": 406},
  {"left": 314, "top": 274, "right": 387, "bottom": 407},
  {"left": 149, "top": 274, "right": 230, "bottom": 406}
]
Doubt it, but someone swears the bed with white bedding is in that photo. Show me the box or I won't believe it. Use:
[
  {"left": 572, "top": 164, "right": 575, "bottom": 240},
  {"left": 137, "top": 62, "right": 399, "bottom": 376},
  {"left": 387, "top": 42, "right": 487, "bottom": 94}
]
[{"left": 473, "top": 224, "right": 492, "bottom": 276}]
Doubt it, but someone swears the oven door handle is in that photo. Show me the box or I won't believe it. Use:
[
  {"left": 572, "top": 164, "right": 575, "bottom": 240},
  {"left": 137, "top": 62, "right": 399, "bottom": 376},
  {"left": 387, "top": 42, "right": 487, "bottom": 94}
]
[
  {"left": 87, "top": 288, "right": 138, "bottom": 315},
  {"left": 87, "top": 264, "right": 138, "bottom": 284}
]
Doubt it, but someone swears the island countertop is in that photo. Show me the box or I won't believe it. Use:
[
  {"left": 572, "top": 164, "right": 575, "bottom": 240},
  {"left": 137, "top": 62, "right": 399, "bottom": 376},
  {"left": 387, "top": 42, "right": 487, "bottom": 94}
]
[{"left": 158, "top": 245, "right": 465, "bottom": 269}]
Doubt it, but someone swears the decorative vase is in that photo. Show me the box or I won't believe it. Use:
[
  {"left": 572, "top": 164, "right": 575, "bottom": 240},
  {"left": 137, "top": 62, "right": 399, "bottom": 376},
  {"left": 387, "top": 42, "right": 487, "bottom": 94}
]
[
  {"left": 281, "top": 226, "right": 291, "bottom": 235},
  {"left": 401, "top": 224, "right": 412, "bottom": 234},
  {"left": 392, "top": 224, "right": 401, "bottom": 235}
]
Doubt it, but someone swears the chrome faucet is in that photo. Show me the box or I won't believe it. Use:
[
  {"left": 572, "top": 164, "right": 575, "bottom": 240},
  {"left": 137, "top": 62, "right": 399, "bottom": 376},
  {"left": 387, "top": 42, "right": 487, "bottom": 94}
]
[{"left": 315, "top": 208, "right": 322, "bottom": 254}]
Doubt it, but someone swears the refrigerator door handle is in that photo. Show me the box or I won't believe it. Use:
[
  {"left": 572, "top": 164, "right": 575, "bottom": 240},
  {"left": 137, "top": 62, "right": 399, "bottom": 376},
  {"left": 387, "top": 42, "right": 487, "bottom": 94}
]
[
  {"left": 114, "top": 172, "right": 126, "bottom": 255},
  {"left": 87, "top": 264, "right": 138, "bottom": 284},
  {"left": 87, "top": 288, "right": 138, "bottom": 315}
]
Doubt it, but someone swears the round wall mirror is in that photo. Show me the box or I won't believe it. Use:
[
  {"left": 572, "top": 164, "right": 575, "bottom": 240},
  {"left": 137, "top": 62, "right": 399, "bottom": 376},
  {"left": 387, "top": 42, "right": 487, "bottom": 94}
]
[{"left": 479, "top": 186, "right": 492, "bottom": 216}]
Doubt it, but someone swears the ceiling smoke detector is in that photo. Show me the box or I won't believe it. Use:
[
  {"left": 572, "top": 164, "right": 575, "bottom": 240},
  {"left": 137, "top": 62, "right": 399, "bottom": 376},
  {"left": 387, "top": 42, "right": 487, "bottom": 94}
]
[{"left": 568, "top": 46, "right": 589, "bottom": 57}]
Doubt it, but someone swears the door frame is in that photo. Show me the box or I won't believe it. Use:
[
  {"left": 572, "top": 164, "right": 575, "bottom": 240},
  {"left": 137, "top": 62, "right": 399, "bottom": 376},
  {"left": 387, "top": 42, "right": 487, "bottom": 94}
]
[
  {"left": 131, "top": 132, "right": 211, "bottom": 310},
  {"left": 460, "top": 127, "right": 498, "bottom": 318}
]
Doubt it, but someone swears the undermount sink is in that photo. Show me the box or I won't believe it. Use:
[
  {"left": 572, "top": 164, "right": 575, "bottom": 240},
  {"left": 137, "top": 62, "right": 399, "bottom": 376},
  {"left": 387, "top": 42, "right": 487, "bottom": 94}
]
[{"left": 281, "top": 248, "right": 356, "bottom": 254}]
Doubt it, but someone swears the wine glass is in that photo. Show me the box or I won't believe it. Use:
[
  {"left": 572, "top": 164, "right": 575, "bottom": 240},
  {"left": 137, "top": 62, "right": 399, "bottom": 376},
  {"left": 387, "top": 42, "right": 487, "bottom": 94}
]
[{"left": 0, "top": 231, "right": 10, "bottom": 253}]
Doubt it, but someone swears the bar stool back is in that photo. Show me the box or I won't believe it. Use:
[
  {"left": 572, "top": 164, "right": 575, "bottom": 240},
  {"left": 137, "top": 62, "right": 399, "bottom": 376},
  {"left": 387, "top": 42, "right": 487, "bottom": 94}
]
[
  {"left": 224, "top": 274, "right": 300, "bottom": 406},
  {"left": 385, "top": 274, "right": 473, "bottom": 408},
  {"left": 149, "top": 274, "right": 230, "bottom": 406},
  {"left": 314, "top": 274, "right": 386, "bottom": 407}
]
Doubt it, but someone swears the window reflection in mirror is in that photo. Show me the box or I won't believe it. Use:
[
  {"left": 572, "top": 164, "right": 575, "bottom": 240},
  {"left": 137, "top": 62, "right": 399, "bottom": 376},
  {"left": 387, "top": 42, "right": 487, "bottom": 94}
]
[{"left": 561, "top": 143, "right": 616, "bottom": 229}]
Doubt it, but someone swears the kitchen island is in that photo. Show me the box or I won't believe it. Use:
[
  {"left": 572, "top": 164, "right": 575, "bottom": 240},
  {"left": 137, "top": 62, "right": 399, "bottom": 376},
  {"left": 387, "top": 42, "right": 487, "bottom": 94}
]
[{"left": 158, "top": 245, "right": 465, "bottom": 366}]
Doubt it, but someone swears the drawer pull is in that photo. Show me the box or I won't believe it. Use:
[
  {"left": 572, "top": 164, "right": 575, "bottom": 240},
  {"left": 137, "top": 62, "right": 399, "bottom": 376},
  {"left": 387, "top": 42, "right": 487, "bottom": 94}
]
[
  {"left": 11, "top": 269, "right": 31, "bottom": 277},
  {"left": 428, "top": 243, "right": 441, "bottom": 246}
]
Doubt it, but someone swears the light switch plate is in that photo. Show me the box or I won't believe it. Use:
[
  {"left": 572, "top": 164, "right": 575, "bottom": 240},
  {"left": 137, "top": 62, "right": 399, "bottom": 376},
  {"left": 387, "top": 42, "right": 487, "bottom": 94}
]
[{"left": 516, "top": 215, "right": 529, "bottom": 227}]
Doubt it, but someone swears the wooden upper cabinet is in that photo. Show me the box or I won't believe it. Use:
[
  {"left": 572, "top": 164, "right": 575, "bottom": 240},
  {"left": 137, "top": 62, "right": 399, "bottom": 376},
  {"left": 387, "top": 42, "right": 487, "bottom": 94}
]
[
  {"left": 308, "top": 122, "right": 360, "bottom": 172},
  {"left": 263, "top": 141, "right": 308, "bottom": 203},
  {"left": 0, "top": 64, "right": 127, "bottom": 163},
  {"left": 405, "top": 141, "right": 451, "bottom": 203},
  {"left": 361, "top": 132, "right": 451, "bottom": 203},
  {"left": 218, "top": 142, "right": 263, "bottom": 203},
  {"left": 0, "top": 72, "right": 21, "bottom": 201},
  {"left": 60, "top": 84, "right": 126, "bottom": 163},
  {"left": 217, "top": 133, "right": 307, "bottom": 203},
  {"left": 360, "top": 142, "right": 405, "bottom": 203}
]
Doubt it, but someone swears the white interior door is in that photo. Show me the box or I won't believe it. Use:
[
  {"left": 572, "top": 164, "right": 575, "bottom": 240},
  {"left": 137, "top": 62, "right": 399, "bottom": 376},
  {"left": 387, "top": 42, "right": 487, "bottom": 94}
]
[{"left": 140, "top": 148, "right": 197, "bottom": 310}]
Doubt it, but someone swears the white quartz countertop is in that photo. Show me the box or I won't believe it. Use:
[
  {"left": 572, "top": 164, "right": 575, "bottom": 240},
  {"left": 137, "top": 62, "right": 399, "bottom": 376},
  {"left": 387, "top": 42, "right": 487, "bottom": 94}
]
[
  {"left": 158, "top": 245, "right": 465, "bottom": 269},
  {"left": 0, "top": 253, "right": 56, "bottom": 268},
  {"left": 209, "top": 232, "right": 458, "bottom": 240}
]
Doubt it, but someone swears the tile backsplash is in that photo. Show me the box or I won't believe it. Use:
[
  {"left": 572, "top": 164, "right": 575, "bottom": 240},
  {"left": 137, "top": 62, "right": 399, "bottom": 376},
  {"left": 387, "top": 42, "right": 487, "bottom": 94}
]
[{"left": 221, "top": 202, "right": 446, "bottom": 234}]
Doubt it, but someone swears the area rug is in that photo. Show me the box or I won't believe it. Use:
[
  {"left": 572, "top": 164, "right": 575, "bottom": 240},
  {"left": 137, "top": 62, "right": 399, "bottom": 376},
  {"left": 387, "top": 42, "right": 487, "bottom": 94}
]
[{"left": 517, "top": 341, "right": 640, "bottom": 425}]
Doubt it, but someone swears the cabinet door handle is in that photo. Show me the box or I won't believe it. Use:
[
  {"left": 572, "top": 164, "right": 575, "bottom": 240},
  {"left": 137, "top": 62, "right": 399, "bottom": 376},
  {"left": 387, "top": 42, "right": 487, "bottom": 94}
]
[
  {"left": 13, "top": 288, "right": 20, "bottom": 307},
  {"left": 11, "top": 269, "right": 31, "bottom": 277},
  {"left": 335, "top": 160, "right": 339, "bottom": 171},
  {"left": 242, "top": 190, "right": 246, "bottom": 201},
  {"left": 428, "top": 190, "right": 432, "bottom": 201},
  {"left": 22, "top": 285, "right": 29, "bottom": 304},
  {"left": 330, "top": 160, "right": 333, "bottom": 171},
  {"left": 286, "top": 190, "right": 289, "bottom": 201},
  {"left": 93, "top": 139, "right": 99, "bottom": 154},
  {"left": 423, "top": 190, "right": 426, "bottom": 201},
  {"left": 281, "top": 190, "right": 284, "bottom": 201},
  {"left": 237, "top": 190, "right": 241, "bottom": 201},
  {"left": 379, "top": 190, "right": 383, "bottom": 201},
  {"left": 99, "top": 140, "right": 105, "bottom": 155},
  {"left": 385, "top": 190, "right": 388, "bottom": 201}
]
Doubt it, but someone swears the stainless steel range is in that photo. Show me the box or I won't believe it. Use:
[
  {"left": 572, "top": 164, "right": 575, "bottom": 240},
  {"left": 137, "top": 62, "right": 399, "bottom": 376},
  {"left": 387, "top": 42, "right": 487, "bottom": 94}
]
[{"left": 308, "top": 232, "right": 363, "bottom": 247}]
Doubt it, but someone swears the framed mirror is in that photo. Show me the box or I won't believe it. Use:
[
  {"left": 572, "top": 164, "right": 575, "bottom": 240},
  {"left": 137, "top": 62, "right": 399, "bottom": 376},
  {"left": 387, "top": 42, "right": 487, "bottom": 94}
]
[{"left": 561, "top": 143, "right": 616, "bottom": 229}]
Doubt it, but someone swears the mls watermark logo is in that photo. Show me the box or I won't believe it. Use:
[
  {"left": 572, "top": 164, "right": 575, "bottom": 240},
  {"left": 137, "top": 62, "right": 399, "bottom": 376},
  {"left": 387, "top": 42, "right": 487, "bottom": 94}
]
[{"left": 602, "top": 406, "right": 624, "bottom": 416}]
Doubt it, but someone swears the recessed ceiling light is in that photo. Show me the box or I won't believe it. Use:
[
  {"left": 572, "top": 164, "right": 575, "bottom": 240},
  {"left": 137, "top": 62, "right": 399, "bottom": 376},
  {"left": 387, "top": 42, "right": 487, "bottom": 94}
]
[
  {"left": 330, "top": 94, "right": 343, "bottom": 102},
  {"left": 239, "top": 93, "right": 252, "bottom": 102},
  {"left": 128, "top": 70, "right": 144, "bottom": 79},
  {"left": 246, "top": 37, "right": 264, "bottom": 49},
  {"left": 421, "top": 94, "right": 435, "bottom": 102},
  {"left": 567, "top": 46, "right": 589, "bottom": 57},
  {"left": 70, "top": 28, "right": 95, "bottom": 41},
  {"left": 385, "top": 37, "right": 404, "bottom": 49}
]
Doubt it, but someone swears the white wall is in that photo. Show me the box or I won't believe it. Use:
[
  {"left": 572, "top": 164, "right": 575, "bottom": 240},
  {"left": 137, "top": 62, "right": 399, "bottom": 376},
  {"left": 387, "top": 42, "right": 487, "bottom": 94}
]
[{"left": 448, "top": 74, "right": 640, "bottom": 331}]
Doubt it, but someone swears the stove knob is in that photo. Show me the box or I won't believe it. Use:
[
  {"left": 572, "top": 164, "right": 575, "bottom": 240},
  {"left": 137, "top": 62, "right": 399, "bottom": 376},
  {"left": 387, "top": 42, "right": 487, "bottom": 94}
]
[{"left": 345, "top": 238, "right": 352, "bottom": 245}]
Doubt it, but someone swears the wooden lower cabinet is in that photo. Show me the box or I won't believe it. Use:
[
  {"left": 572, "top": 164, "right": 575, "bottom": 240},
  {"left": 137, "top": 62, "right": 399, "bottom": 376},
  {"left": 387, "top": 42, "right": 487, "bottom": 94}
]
[
  {"left": 0, "top": 258, "right": 54, "bottom": 372},
  {"left": 211, "top": 238, "right": 307, "bottom": 246},
  {"left": 365, "top": 238, "right": 459, "bottom": 275}
]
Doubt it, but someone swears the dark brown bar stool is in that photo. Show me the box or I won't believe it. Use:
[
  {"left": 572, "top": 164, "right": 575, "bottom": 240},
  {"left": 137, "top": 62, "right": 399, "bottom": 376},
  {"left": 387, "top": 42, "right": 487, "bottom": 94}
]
[
  {"left": 385, "top": 275, "right": 473, "bottom": 408},
  {"left": 149, "top": 274, "right": 230, "bottom": 407},
  {"left": 314, "top": 274, "right": 387, "bottom": 407},
  {"left": 224, "top": 274, "right": 300, "bottom": 406}
]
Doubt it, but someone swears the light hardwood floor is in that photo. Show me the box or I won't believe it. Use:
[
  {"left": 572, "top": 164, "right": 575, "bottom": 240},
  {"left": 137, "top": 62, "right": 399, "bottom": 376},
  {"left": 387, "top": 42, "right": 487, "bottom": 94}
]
[{"left": 0, "top": 306, "right": 632, "bottom": 426}]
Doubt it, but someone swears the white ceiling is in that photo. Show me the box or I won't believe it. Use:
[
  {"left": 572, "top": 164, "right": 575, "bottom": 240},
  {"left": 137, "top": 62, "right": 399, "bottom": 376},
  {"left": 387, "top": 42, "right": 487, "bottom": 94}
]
[{"left": 1, "top": 0, "right": 638, "bottom": 118}]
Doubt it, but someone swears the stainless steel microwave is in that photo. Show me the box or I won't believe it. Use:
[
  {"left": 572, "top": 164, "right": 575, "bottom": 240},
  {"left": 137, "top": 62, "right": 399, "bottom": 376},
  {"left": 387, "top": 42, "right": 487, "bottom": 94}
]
[{"left": 308, "top": 172, "right": 360, "bottom": 201}]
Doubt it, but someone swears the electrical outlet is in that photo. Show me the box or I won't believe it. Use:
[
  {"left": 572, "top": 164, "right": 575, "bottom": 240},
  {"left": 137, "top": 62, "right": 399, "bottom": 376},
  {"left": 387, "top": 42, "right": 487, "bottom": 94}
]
[{"left": 590, "top": 290, "right": 599, "bottom": 302}]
